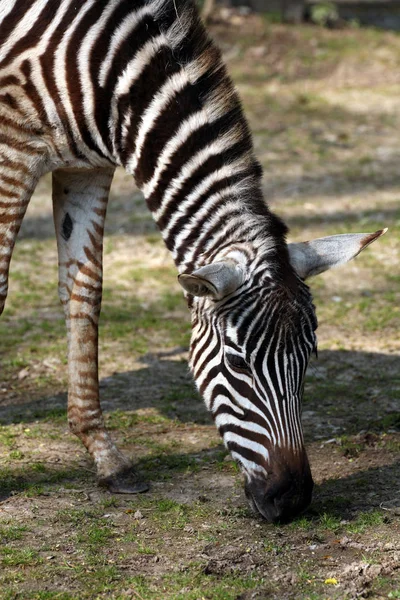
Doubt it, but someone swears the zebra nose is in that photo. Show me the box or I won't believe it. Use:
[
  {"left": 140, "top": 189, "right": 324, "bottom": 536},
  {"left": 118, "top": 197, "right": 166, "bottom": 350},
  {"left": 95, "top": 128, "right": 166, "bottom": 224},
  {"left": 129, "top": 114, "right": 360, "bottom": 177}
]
[{"left": 245, "top": 461, "right": 314, "bottom": 523}]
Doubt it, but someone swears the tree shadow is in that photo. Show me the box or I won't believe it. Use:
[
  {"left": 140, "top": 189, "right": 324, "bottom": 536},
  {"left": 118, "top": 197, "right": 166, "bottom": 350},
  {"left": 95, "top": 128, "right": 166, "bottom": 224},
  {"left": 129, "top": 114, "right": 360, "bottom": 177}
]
[
  {"left": 1, "top": 440, "right": 398, "bottom": 525},
  {"left": 312, "top": 460, "right": 400, "bottom": 518},
  {"left": 0, "top": 348, "right": 398, "bottom": 436}
]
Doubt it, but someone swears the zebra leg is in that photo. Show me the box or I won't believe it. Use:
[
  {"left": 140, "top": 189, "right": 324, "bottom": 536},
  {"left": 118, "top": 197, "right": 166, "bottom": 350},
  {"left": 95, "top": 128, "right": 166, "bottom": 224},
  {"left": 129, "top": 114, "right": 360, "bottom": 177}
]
[
  {"left": 52, "top": 167, "right": 148, "bottom": 494},
  {"left": 0, "top": 158, "right": 41, "bottom": 316}
]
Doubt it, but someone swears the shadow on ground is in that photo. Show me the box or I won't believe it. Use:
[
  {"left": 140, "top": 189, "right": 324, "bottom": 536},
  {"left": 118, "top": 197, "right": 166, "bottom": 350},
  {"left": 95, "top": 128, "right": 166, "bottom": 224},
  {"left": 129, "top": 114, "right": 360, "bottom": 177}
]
[
  {"left": 0, "top": 348, "right": 398, "bottom": 432},
  {"left": 1, "top": 440, "right": 398, "bottom": 523}
]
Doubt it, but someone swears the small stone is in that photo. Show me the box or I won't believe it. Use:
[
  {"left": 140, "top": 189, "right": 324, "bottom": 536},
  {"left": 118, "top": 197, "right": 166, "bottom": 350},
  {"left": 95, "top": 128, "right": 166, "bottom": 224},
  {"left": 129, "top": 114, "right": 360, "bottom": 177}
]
[
  {"left": 18, "top": 368, "right": 30, "bottom": 380},
  {"left": 134, "top": 510, "right": 143, "bottom": 519},
  {"left": 340, "top": 536, "right": 351, "bottom": 545}
]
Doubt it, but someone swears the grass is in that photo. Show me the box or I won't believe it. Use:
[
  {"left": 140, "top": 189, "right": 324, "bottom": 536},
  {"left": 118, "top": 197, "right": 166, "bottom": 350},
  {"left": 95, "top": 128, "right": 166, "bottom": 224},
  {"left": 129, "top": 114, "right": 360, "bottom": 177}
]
[
  {"left": 1, "top": 548, "right": 41, "bottom": 567},
  {"left": 0, "top": 464, "right": 87, "bottom": 497},
  {"left": 0, "top": 524, "right": 28, "bottom": 542}
]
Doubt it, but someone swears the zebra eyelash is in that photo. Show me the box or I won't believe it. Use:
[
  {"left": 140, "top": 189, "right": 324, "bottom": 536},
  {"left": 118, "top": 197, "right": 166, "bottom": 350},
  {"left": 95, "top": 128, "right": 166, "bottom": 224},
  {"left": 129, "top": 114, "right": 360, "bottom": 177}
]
[{"left": 226, "top": 352, "right": 251, "bottom": 374}]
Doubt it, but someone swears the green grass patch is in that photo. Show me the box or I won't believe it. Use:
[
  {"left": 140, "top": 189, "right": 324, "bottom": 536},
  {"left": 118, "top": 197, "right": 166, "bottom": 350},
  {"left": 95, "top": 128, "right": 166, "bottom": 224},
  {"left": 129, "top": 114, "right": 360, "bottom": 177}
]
[
  {"left": 0, "top": 464, "right": 86, "bottom": 497},
  {"left": 0, "top": 524, "right": 28, "bottom": 542},
  {"left": 125, "top": 569, "right": 266, "bottom": 600},
  {"left": 347, "top": 510, "right": 387, "bottom": 534},
  {"left": 1, "top": 547, "right": 41, "bottom": 567}
]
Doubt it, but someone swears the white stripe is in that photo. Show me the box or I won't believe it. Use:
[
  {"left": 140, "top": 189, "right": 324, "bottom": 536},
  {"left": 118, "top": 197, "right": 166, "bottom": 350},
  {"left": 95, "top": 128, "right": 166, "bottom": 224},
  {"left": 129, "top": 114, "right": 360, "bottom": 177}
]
[
  {"left": 224, "top": 431, "right": 269, "bottom": 462},
  {"left": 0, "top": 0, "right": 47, "bottom": 62},
  {"left": 131, "top": 68, "right": 192, "bottom": 172},
  {"left": 5, "top": 0, "right": 72, "bottom": 70},
  {"left": 99, "top": 4, "right": 153, "bottom": 86},
  {"left": 148, "top": 130, "right": 242, "bottom": 213},
  {"left": 252, "top": 315, "right": 282, "bottom": 446},
  {"left": 53, "top": 1, "right": 97, "bottom": 152},
  {"left": 159, "top": 160, "right": 252, "bottom": 236},
  {"left": 212, "top": 395, "right": 245, "bottom": 418},
  {"left": 0, "top": 0, "right": 19, "bottom": 23},
  {"left": 194, "top": 345, "right": 223, "bottom": 393},
  {"left": 215, "top": 412, "right": 272, "bottom": 442},
  {"left": 142, "top": 110, "right": 209, "bottom": 198},
  {"left": 190, "top": 324, "right": 216, "bottom": 372},
  {"left": 111, "top": 35, "right": 169, "bottom": 158},
  {"left": 177, "top": 200, "right": 261, "bottom": 265},
  {"left": 231, "top": 451, "right": 267, "bottom": 475},
  {"left": 28, "top": 58, "right": 64, "bottom": 132},
  {"left": 77, "top": 2, "right": 117, "bottom": 159},
  {"left": 170, "top": 186, "right": 242, "bottom": 252}
]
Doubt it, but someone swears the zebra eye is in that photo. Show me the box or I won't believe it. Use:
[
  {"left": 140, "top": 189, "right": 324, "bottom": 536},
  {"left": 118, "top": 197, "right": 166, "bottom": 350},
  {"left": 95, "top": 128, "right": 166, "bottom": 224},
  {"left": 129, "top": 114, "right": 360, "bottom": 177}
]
[{"left": 226, "top": 353, "right": 251, "bottom": 373}]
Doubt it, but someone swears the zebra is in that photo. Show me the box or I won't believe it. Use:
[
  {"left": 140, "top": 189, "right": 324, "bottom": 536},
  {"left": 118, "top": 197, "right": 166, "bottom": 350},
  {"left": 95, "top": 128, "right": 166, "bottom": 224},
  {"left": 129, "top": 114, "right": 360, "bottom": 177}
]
[{"left": 0, "top": 0, "right": 385, "bottom": 522}]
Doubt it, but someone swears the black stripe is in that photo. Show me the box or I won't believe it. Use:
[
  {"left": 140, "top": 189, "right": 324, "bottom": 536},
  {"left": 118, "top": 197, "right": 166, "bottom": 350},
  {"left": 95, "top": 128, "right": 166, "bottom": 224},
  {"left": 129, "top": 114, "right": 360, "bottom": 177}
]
[
  {"left": 90, "top": 0, "right": 144, "bottom": 152},
  {"left": 65, "top": 0, "right": 111, "bottom": 158},
  {"left": 137, "top": 78, "right": 239, "bottom": 188},
  {"left": 174, "top": 203, "right": 247, "bottom": 265},
  {"left": 0, "top": 0, "right": 54, "bottom": 69},
  {"left": 227, "top": 441, "right": 267, "bottom": 469},
  {"left": 219, "top": 423, "right": 270, "bottom": 449},
  {"left": 120, "top": 46, "right": 184, "bottom": 168},
  {"left": 163, "top": 171, "right": 257, "bottom": 251},
  {"left": 40, "top": 2, "right": 88, "bottom": 160},
  {"left": 20, "top": 60, "right": 50, "bottom": 128},
  {"left": 148, "top": 127, "right": 252, "bottom": 213},
  {"left": 187, "top": 216, "right": 264, "bottom": 270}
]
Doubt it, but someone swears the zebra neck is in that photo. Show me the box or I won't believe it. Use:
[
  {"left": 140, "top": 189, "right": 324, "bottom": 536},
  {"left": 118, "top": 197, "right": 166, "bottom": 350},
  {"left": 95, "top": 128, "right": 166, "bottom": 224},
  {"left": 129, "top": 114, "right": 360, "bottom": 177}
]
[
  {"left": 142, "top": 164, "right": 272, "bottom": 272},
  {"left": 106, "top": 0, "right": 279, "bottom": 271}
]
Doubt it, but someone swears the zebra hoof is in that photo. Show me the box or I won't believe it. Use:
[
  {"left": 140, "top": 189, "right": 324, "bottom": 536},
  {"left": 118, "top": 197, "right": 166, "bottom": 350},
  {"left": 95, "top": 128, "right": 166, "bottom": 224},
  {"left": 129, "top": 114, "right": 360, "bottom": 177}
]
[{"left": 98, "top": 468, "right": 149, "bottom": 494}]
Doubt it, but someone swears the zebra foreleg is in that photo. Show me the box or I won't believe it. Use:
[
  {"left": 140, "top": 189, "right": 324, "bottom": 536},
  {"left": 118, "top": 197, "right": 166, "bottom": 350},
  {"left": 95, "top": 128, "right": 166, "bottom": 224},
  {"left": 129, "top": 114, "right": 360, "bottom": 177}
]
[
  {"left": 0, "top": 155, "right": 42, "bottom": 316},
  {"left": 52, "top": 167, "right": 148, "bottom": 494}
]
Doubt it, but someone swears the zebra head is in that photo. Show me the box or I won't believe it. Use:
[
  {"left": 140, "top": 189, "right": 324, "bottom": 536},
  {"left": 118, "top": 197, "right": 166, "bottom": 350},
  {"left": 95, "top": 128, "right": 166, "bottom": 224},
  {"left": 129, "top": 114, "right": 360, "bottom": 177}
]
[{"left": 179, "top": 229, "right": 386, "bottom": 523}]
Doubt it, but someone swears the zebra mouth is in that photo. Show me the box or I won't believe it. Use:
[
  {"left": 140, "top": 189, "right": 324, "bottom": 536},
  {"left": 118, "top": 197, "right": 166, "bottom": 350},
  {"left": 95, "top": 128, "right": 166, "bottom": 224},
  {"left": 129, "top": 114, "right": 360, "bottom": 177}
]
[
  {"left": 244, "top": 473, "right": 314, "bottom": 524},
  {"left": 245, "top": 484, "right": 286, "bottom": 523}
]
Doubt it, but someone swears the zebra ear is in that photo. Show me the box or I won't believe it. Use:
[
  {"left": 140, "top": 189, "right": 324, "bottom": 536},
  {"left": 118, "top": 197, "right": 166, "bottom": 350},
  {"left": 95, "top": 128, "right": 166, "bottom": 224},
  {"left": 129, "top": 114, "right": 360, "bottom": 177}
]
[
  {"left": 288, "top": 229, "right": 387, "bottom": 279},
  {"left": 178, "top": 261, "right": 245, "bottom": 299}
]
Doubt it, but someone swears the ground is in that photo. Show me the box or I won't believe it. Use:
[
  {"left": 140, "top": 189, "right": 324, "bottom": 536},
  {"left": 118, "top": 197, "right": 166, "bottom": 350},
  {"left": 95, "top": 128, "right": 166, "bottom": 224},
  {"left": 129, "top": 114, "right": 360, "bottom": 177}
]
[{"left": 0, "top": 12, "right": 399, "bottom": 600}]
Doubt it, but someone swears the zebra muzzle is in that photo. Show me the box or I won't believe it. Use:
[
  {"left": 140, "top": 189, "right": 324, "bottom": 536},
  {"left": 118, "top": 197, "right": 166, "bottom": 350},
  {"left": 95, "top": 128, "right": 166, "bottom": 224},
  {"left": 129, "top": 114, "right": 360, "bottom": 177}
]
[{"left": 244, "top": 454, "right": 314, "bottom": 523}]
